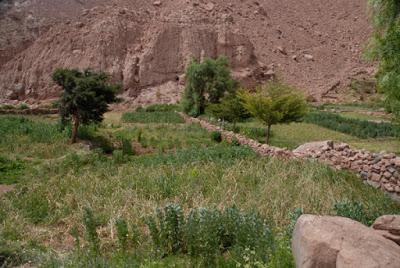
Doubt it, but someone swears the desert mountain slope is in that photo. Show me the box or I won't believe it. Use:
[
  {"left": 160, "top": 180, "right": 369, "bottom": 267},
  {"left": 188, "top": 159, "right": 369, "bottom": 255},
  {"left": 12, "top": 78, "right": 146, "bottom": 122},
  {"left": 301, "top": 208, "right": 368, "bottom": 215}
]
[{"left": 0, "top": 0, "right": 374, "bottom": 104}]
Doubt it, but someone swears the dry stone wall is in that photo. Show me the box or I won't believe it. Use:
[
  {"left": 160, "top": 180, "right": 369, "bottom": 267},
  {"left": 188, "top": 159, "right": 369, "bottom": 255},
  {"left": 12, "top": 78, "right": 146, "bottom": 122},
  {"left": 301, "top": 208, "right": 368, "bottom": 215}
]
[{"left": 179, "top": 113, "right": 400, "bottom": 201}]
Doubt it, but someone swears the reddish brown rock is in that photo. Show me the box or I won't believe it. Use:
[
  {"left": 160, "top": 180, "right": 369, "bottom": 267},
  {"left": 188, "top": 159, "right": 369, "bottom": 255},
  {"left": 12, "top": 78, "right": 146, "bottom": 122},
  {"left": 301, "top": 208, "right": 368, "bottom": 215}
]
[{"left": 292, "top": 215, "right": 400, "bottom": 268}]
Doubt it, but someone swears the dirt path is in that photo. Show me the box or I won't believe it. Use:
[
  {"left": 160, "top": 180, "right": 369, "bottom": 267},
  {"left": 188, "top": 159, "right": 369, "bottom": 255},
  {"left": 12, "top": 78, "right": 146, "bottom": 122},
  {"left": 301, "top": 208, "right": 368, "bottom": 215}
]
[{"left": 0, "top": 184, "right": 15, "bottom": 196}]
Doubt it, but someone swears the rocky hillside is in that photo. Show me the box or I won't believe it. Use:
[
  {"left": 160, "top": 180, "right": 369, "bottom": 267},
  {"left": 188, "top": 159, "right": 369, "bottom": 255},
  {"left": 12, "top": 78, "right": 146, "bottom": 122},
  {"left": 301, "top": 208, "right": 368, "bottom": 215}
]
[{"left": 0, "top": 0, "right": 374, "bottom": 105}]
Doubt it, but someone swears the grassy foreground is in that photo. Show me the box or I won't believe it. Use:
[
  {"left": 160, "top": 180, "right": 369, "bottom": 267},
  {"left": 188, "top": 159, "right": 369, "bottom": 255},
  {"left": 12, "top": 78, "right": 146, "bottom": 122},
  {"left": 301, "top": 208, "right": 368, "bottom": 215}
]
[{"left": 0, "top": 111, "right": 399, "bottom": 267}]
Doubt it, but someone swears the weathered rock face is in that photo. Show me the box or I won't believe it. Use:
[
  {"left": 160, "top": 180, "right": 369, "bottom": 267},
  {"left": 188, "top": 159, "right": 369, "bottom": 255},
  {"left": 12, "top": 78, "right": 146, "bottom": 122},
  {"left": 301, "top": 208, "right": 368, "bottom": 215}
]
[
  {"left": 0, "top": 6, "right": 264, "bottom": 101},
  {"left": 372, "top": 215, "right": 400, "bottom": 245},
  {"left": 292, "top": 215, "right": 400, "bottom": 268},
  {"left": 0, "top": 0, "right": 374, "bottom": 103}
]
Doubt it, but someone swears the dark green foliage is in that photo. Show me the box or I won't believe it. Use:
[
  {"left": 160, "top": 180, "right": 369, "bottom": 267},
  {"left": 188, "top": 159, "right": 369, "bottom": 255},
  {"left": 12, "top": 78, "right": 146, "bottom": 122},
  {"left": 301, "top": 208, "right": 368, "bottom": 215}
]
[
  {"left": 142, "top": 104, "right": 179, "bottom": 112},
  {"left": 122, "top": 111, "right": 184, "bottom": 124},
  {"left": 115, "top": 218, "right": 129, "bottom": 251},
  {"left": 121, "top": 138, "right": 135, "bottom": 156},
  {"left": 15, "top": 190, "right": 50, "bottom": 224},
  {"left": 369, "top": 0, "right": 400, "bottom": 120},
  {"left": 210, "top": 131, "right": 222, "bottom": 143},
  {"left": 0, "top": 116, "right": 67, "bottom": 144},
  {"left": 83, "top": 208, "right": 100, "bottom": 254},
  {"left": 230, "top": 138, "right": 240, "bottom": 146},
  {"left": 52, "top": 69, "right": 119, "bottom": 143},
  {"left": 146, "top": 204, "right": 185, "bottom": 256},
  {"left": 334, "top": 200, "right": 380, "bottom": 226},
  {"left": 286, "top": 208, "right": 304, "bottom": 236},
  {"left": 305, "top": 111, "right": 399, "bottom": 138},
  {"left": 181, "top": 57, "right": 238, "bottom": 117},
  {"left": 206, "top": 93, "right": 250, "bottom": 124},
  {"left": 146, "top": 204, "right": 272, "bottom": 266},
  {"left": 0, "top": 156, "right": 24, "bottom": 184}
]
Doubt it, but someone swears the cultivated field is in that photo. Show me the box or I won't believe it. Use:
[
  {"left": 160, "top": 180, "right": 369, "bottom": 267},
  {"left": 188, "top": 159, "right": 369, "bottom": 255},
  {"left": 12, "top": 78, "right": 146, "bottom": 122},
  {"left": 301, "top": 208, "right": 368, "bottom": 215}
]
[{"left": 1, "top": 105, "right": 400, "bottom": 267}]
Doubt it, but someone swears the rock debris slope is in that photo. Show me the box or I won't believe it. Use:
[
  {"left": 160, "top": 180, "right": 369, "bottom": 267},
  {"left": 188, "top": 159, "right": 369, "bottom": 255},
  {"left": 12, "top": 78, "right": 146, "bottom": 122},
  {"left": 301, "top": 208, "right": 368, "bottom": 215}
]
[{"left": 0, "top": 0, "right": 374, "bottom": 104}]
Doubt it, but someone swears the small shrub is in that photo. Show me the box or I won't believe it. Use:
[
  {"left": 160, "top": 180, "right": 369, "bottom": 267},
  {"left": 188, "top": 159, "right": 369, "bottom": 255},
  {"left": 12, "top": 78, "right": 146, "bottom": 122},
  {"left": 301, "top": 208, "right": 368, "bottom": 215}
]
[
  {"left": 121, "top": 138, "right": 135, "bottom": 156},
  {"left": 146, "top": 204, "right": 185, "bottom": 256},
  {"left": 286, "top": 208, "right": 304, "bottom": 236},
  {"left": 146, "top": 204, "right": 272, "bottom": 266},
  {"left": 334, "top": 200, "right": 380, "bottom": 226},
  {"left": 115, "top": 218, "right": 129, "bottom": 251},
  {"left": 16, "top": 103, "right": 29, "bottom": 110},
  {"left": 231, "top": 138, "right": 240, "bottom": 147},
  {"left": 210, "top": 131, "right": 222, "bottom": 143},
  {"left": 83, "top": 208, "right": 100, "bottom": 254}
]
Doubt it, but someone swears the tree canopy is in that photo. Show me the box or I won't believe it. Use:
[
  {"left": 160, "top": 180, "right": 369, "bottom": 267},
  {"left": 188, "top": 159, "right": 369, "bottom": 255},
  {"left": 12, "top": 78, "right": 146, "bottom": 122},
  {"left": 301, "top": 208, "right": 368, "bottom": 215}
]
[
  {"left": 369, "top": 0, "right": 400, "bottom": 119},
  {"left": 181, "top": 57, "right": 237, "bottom": 117},
  {"left": 239, "top": 82, "right": 308, "bottom": 144},
  {"left": 52, "top": 69, "right": 119, "bottom": 143}
]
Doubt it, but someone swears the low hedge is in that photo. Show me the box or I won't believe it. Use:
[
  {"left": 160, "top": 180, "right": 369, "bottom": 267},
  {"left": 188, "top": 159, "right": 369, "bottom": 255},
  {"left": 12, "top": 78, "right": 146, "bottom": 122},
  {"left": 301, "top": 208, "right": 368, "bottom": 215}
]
[{"left": 304, "top": 111, "right": 399, "bottom": 138}]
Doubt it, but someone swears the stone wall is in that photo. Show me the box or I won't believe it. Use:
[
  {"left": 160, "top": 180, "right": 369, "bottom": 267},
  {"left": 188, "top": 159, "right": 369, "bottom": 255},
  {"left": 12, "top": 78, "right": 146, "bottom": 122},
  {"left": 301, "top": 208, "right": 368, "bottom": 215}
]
[{"left": 179, "top": 113, "right": 400, "bottom": 201}]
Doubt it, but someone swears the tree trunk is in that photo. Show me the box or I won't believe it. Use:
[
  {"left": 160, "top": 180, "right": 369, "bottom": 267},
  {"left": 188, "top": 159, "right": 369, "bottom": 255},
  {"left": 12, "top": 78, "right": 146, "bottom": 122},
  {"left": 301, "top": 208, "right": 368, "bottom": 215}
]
[
  {"left": 266, "top": 125, "right": 271, "bottom": 145},
  {"left": 70, "top": 115, "right": 79, "bottom": 144}
]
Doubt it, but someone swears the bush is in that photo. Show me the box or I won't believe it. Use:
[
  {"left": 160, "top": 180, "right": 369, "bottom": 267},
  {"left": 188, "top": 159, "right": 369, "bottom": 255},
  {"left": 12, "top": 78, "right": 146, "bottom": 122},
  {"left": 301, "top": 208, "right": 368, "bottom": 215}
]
[
  {"left": 305, "top": 111, "right": 399, "bottom": 138},
  {"left": 210, "top": 131, "right": 222, "bottom": 143},
  {"left": 181, "top": 57, "right": 237, "bottom": 117},
  {"left": 146, "top": 204, "right": 272, "bottom": 266},
  {"left": 334, "top": 200, "right": 380, "bottom": 226},
  {"left": 121, "top": 138, "right": 135, "bottom": 156},
  {"left": 231, "top": 138, "right": 240, "bottom": 147}
]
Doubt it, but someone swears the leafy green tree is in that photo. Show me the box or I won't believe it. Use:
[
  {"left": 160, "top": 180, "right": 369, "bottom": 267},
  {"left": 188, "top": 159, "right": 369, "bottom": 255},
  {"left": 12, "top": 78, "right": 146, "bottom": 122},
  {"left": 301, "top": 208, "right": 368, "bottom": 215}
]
[
  {"left": 181, "top": 57, "right": 237, "bottom": 117},
  {"left": 206, "top": 92, "right": 250, "bottom": 127},
  {"left": 52, "top": 69, "right": 119, "bottom": 143},
  {"left": 369, "top": 0, "right": 400, "bottom": 119},
  {"left": 239, "top": 82, "right": 308, "bottom": 144}
]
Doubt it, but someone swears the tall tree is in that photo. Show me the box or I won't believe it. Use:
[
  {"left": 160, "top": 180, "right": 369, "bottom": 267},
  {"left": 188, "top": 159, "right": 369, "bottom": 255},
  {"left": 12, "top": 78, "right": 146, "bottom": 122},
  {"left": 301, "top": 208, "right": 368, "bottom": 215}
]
[
  {"left": 239, "top": 82, "right": 308, "bottom": 144},
  {"left": 181, "top": 57, "right": 237, "bottom": 117},
  {"left": 369, "top": 0, "right": 400, "bottom": 119},
  {"left": 52, "top": 69, "right": 119, "bottom": 143}
]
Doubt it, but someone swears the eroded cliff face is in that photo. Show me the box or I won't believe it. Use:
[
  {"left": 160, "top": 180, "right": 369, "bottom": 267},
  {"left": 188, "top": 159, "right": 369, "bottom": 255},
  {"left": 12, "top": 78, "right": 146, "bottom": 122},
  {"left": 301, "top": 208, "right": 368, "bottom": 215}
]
[{"left": 0, "top": 0, "right": 374, "bottom": 104}]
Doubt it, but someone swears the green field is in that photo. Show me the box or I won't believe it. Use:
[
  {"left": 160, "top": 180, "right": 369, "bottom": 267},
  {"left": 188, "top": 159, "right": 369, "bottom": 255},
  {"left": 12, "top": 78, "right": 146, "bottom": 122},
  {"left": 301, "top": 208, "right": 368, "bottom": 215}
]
[{"left": 1, "top": 110, "right": 400, "bottom": 267}]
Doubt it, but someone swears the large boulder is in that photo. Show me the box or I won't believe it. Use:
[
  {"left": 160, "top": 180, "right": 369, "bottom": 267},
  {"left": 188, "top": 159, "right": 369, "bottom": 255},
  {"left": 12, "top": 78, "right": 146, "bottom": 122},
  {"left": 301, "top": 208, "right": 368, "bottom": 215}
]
[
  {"left": 292, "top": 215, "right": 400, "bottom": 268},
  {"left": 372, "top": 215, "right": 400, "bottom": 245},
  {"left": 293, "top": 141, "right": 334, "bottom": 154}
]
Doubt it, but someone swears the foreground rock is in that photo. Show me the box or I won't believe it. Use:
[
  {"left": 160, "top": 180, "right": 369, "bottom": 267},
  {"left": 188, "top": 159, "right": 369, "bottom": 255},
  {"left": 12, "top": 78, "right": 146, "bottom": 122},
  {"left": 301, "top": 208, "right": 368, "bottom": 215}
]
[
  {"left": 373, "top": 215, "right": 400, "bottom": 245},
  {"left": 292, "top": 215, "right": 400, "bottom": 268}
]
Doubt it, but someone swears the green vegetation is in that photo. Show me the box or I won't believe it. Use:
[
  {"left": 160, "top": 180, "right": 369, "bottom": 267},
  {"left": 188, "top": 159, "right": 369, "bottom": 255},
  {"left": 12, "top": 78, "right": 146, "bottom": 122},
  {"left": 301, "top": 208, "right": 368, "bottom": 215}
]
[
  {"left": 181, "top": 57, "right": 237, "bottom": 117},
  {"left": 305, "top": 111, "right": 399, "bottom": 138},
  {"left": 53, "top": 69, "right": 119, "bottom": 143},
  {"left": 210, "top": 131, "right": 222, "bottom": 143},
  {"left": 122, "top": 111, "right": 184, "bottom": 124},
  {"left": 0, "top": 156, "right": 24, "bottom": 184},
  {"left": 239, "top": 82, "right": 308, "bottom": 144},
  {"left": 1, "top": 105, "right": 400, "bottom": 267},
  {"left": 369, "top": 0, "right": 400, "bottom": 120},
  {"left": 206, "top": 93, "right": 250, "bottom": 127}
]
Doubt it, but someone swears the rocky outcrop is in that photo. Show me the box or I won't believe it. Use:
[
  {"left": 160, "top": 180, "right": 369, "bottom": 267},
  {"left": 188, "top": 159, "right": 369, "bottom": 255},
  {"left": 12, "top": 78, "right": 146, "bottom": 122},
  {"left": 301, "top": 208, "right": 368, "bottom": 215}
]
[
  {"left": 0, "top": 0, "right": 374, "bottom": 103},
  {"left": 292, "top": 215, "right": 400, "bottom": 268}
]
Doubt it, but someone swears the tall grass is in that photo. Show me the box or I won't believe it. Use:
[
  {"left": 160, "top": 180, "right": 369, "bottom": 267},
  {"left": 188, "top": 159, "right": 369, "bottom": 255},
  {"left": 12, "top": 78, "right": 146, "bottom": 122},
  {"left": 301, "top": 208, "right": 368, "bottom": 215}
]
[{"left": 122, "top": 111, "right": 184, "bottom": 124}]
